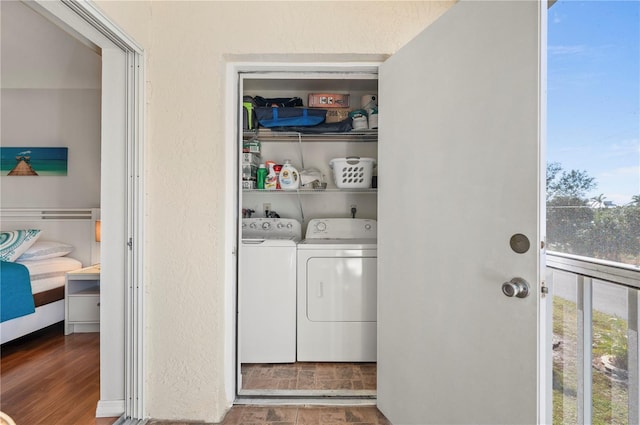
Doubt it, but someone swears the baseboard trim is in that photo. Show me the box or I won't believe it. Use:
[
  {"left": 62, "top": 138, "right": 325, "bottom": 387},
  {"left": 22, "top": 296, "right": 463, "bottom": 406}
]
[
  {"left": 234, "top": 396, "right": 377, "bottom": 406},
  {"left": 97, "top": 399, "right": 125, "bottom": 418},
  {"left": 113, "top": 415, "right": 148, "bottom": 425}
]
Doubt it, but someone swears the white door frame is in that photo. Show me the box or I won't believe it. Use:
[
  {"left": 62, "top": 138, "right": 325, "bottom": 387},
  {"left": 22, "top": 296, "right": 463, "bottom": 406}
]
[
  {"left": 25, "top": 0, "right": 145, "bottom": 422},
  {"left": 224, "top": 58, "right": 385, "bottom": 402}
]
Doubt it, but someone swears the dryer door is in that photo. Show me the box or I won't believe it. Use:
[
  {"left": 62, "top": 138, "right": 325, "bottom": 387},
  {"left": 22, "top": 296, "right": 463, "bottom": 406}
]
[{"left": 306, "top": 256, "right": 377, "bottom": 322}]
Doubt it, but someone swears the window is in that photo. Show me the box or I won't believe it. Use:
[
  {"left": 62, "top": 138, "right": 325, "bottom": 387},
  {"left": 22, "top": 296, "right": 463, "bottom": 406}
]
[{"left": 547, "top": 0, "right": 640, "bottom": 266}]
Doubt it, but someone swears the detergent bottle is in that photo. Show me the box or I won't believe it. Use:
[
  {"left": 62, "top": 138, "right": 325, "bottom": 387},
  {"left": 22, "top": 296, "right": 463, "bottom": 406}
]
[
  {"left": 265, "top": 161, "right": 278, "bottom": 190},
  {"left": 279, "top": 160, "right": 299, "bottom": 190},
  {"left": 256, "top": 164, "right": 267, "bottom": 189}
]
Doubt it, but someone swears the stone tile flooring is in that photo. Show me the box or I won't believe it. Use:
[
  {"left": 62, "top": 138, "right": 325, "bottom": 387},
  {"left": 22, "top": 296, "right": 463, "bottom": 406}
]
[
  {"left": 146, "top": 364, "right": 383, "bottom": 424},
  {"left": 223, "top": 405, "right": 391, "bottom": 425},
  {"left": 241, "top": 363, "right": 377, "bottom": 390},
  {"left": 147, "top": 405, "right": 392, "bottom": 425}
]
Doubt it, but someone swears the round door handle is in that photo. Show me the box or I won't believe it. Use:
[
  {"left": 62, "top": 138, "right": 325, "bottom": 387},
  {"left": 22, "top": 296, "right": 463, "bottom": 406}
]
[{"left": 502, "top": 277, "right": 530, "bottom": 298}]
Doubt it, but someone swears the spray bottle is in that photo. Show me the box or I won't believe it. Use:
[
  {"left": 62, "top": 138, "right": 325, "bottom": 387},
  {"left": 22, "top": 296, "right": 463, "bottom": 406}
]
[{"left": 265, "top": 161, "right": 278, "bottom": 190}]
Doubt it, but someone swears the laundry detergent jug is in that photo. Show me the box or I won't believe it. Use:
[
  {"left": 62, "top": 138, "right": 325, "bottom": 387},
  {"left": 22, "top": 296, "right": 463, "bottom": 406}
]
[{"left": 278, "top": 160, "right": 299, "bottom": 190}]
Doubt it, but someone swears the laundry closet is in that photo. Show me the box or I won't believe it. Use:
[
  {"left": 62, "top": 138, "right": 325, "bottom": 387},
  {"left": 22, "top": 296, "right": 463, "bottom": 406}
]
[{"left": 237, "top": 71, "right": 379, "bottom": 397}]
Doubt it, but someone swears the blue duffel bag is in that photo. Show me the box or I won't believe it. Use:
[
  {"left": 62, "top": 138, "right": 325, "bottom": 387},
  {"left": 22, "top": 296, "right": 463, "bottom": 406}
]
[{"left": 255, "top": 107, "right": 327, "bottom": 128}]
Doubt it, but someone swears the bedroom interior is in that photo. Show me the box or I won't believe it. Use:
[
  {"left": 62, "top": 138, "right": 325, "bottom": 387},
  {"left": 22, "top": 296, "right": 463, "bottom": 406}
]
[
  {"left": 1, "top": 0, "right": 104, "bottom": 422},
  {"left": 0, "top": 208, "right": 101, "bottom": 343}
]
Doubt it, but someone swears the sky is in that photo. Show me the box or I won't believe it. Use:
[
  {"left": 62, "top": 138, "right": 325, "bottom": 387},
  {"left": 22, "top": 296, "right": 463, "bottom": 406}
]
[{"left": 547, "top": 0, "right": 640, "bottom": 205}]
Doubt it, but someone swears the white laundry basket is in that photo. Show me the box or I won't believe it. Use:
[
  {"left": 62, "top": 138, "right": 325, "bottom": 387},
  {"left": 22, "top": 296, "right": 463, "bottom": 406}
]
[{"left": 329, "top": 157, "right": 376, "bottom": 189}]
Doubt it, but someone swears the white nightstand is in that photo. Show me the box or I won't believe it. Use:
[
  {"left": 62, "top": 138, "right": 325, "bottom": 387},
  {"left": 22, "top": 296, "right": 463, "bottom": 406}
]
[{"left": 65, "top": 265, "right": 101, "bottom": 335}]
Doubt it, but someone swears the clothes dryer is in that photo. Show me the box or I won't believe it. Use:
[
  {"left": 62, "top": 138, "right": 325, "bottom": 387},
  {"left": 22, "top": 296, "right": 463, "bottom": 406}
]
[
  {"left": 240, "top": 218, "right": 301, "bottom": 363},
  {"left": 297, "top": 218, "right": 377, "bottom": 362}
]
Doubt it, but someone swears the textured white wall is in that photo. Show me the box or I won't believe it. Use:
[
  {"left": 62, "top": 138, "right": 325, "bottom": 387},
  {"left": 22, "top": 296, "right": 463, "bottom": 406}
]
[
  {"left": 0, "top": 89, "right": 101, "bottom": 208},
  {"left": 1, "top": 0, "right": 101, "bottom": 209},
  {"left": 0, "top": 0, "right": 101, "bottom": 89},
  {"left": 94, "top": 1, "right": 454, "bottom": 422}
]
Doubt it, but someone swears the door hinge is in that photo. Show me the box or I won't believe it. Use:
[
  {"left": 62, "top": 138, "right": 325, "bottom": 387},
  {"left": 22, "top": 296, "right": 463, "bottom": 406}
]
[{"left": 127, "top": 238, "right": 133, "bottom": 250}]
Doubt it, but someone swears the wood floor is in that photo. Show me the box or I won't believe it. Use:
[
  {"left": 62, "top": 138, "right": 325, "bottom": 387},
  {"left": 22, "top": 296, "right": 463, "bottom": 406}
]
[
  {"left": 148, "top": 405, "right": 392, "bottom": 425},
  {"left": 0, "top": 322, "right": 118, "bottom": 425},
  {"left": 1, "top": 324, "right": 392, "bottom": 424}
]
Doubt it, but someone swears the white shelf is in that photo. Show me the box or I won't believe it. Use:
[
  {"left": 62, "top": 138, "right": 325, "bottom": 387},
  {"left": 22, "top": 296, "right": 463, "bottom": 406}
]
[
  {"left": 240, "top": 126, "right": 378, "bottom": 220},
  {"left": 243, "top": 129, "right": 378, "bottom": 143},
  {"left": 243, "top": 188, "right": 376, "bottom": 194}
]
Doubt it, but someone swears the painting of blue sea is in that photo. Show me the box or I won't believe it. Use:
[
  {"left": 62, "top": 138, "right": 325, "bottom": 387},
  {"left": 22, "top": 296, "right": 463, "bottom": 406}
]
[{"left": 0, "top": 147, "right": 68, "bottom": 176}]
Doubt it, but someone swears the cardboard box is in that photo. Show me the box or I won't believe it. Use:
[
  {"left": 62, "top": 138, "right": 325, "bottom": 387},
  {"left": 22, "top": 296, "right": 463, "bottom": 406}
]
[
  {"left": 242, "top": 152, "right": 260, "bottom": 166},
  {"left": 243, "top": 140, "right": 261, "bottom": 154},
  {"left": 324, "top": 108, "right": 351, "bottom": 123},
  {"left": 308, "top": 93, "right": 350, "bottom": 108}
]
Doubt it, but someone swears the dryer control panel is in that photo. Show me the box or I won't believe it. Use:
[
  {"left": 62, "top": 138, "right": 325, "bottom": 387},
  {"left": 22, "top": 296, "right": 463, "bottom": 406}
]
[{"left": 305, "top": 218, "right": 377, "bottom": 239}]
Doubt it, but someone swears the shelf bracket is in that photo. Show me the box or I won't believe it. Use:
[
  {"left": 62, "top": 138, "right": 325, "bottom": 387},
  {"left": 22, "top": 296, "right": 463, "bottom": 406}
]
[{"left": 297, "top": 132, "right": 305, "bottom": 170}]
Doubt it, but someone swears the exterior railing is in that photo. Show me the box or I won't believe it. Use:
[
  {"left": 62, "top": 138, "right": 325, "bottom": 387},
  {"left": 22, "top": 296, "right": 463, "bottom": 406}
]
[{"left": 547, "top": 251, "right": 640, "bottom": 425}]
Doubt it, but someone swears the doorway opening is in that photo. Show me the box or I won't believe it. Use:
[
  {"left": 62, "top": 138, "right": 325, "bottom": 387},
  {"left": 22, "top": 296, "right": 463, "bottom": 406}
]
[
  {"left": 232, "top": 65, "right": 381, "bottom": 401},
  {"left": 0, "top": 1, "right": 103, "bottom": 422},
  {"left": 3, "top": 0, "right": 146, "bottom": 422}
]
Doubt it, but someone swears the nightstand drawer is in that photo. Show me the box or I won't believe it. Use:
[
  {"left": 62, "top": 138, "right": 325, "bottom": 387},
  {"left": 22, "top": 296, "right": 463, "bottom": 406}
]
[{"left": 68, "top": 296, "right": 100, "bottom": 322}]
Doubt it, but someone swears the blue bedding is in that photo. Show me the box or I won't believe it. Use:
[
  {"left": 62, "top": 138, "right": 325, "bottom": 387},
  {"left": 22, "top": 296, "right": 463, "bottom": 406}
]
[{"left": 1, "top": 260, "right": 35, "bottom": 322}]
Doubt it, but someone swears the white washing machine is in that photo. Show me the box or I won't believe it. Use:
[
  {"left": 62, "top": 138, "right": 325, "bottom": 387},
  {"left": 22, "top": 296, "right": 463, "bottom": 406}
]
[
  {"left": 297, "top": 218, "right": 377, "bottom": 362},
  {"left": 239, "top": 217, "right": 301, "bottom": 363}
]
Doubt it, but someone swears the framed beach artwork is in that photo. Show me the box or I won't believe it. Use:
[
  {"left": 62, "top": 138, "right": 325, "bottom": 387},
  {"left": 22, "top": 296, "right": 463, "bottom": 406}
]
[{"left": 0, "top": 147, "right": 68, "bottom": 176}]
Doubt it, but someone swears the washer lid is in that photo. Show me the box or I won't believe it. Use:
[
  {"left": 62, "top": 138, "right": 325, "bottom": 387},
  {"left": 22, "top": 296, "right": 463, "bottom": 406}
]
[
  {"left": 242, "top": 238, "right": 298, "bottom": 247},
  {"left": 297, "top": 238, "right": 377, "bottom": 250}
]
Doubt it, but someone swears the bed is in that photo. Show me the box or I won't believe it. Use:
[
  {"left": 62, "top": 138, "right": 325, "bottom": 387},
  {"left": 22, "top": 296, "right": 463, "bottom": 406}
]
[{"left": 1, "top": 208, "right": 100, "bottom": 344}]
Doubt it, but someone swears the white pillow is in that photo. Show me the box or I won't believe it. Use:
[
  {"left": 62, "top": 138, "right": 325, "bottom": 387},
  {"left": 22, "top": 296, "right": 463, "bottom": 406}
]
[
  {"left": 17, "top": 240, "right": 74, "bottom": 261},
  {"left": 0, "top": 229, "right": 42, "bottom": 262}
]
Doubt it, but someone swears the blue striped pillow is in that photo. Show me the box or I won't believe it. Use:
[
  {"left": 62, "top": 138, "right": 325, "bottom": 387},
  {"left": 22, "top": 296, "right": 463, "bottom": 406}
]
[{"left": 0, "top": 229, "right": 42, "bottom": 262}]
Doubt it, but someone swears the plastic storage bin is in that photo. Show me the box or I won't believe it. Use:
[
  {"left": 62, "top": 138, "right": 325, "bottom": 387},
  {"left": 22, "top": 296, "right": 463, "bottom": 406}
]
[
  {"left": 329, "top": 157, "right": 376, "bottom": 189},
  {"left": 255, "top": 107, "right": 327, "bottom": 128}
]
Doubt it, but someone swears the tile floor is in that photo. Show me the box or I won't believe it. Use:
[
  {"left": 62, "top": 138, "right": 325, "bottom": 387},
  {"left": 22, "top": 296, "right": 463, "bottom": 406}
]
[
  {"left": 241, "top": 363, "right": 377, "bottom": 390},
  {"left": 147, "top": 364, "right": 383, "bottom": 424},
  {"left": 147, "top": 405, "right": 392, "bottom": 425}
]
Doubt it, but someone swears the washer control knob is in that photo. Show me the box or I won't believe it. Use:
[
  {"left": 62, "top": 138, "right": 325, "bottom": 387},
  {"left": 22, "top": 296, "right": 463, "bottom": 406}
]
[
  {"left": 262, "top": 222, "right": 271, "bottom": 231},
  {"left": 277, "top": 223, "right": 284, "bottom": 229},
  {"left": 286, "top": 223, "right": 293, "bottom": 229},
  {"left": 315, "top": 221, "right": 327, "bottom": 232},
  {"left": 365, "top": 223, "right": 372, "bottom": 230},
  {"left": 249, "top": 223, "right": 257, "bottom": 229}
]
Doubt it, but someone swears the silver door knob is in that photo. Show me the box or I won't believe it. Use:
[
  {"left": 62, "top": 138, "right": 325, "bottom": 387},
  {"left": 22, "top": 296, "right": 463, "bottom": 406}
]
[{"left": 502, "top": 277, "right": 530, "bottom": 298}]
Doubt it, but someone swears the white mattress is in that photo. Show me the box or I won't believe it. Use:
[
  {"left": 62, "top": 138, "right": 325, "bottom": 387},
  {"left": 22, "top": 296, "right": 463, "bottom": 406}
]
[{"left": 17, "top": 257, "right": 83, "bottom": 294}]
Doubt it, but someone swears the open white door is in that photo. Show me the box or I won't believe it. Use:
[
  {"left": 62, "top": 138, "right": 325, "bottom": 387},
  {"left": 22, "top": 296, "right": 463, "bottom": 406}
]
[
  {"left": 27, "top": 1, "right": 145, "bottom": 419},
  {"left": 378, "top": 1, "right": 547, "bottom": 424}
]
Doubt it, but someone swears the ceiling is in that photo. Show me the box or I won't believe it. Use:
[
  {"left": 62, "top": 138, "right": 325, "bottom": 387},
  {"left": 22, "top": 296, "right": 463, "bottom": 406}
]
[{"left": 1, "top": 1, "right": 101, "bottom": 89}]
